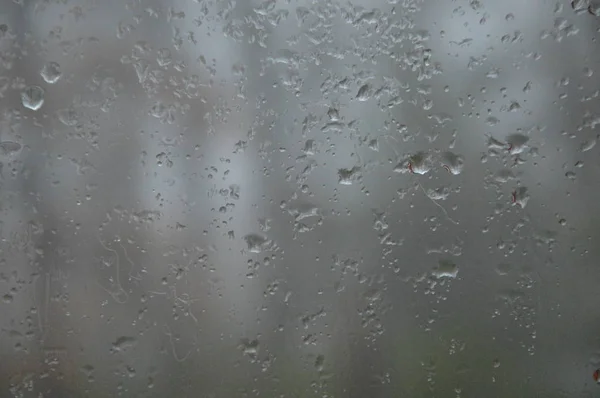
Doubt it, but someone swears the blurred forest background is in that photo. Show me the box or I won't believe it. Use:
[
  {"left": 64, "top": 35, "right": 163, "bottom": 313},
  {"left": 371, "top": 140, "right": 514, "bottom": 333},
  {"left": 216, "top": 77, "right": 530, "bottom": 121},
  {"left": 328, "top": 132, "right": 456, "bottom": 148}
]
[{"left": 1, "top": 0, "right": 600, "bottom": 397}]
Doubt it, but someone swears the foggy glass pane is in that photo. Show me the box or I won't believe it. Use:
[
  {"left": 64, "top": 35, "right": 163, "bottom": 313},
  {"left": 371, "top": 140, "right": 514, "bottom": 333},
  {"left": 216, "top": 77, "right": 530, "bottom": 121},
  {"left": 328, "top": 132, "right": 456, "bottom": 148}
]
[{"left": 1, "top": 0, "right": 599, "bottom": 396}]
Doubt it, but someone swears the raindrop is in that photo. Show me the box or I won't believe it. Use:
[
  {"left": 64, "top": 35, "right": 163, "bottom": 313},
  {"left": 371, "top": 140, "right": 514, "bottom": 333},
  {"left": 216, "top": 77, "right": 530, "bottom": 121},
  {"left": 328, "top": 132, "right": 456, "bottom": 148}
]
[
  {"left": 57, "top": 108, "right": 78, "bottom": 126},
  {"left": 441, "top": 151, "right": 464, "bottom": 175},
  {"left": 580, "top": 135, "right": 597, "bottom": 152},
  {"left": 41, "top": 61, "right": 62, "bottom": 84},
  {"left": 21, "top": 86, "right": 45, "bottom": 111},
  {"left": 0, "top": 141, "right": 22, "bottom": 156},
  {"left": 486, "top": 116, "right": 500, "bottom": 126},
  {"left": 356, "top": 84, "right": 371, "bottom": 101},
  {"left": 239, "top": 338, "right": 260, "bottom": 360},
  {"left": 111, "top": 336, "right": 137, "bottom": 353},
  {"left": 495, "top": 263, "right": 512, "bottom": 276},
  {"left": 432, "top": 260, "right": 459, "bottom": 279},
  {"left": 512, "top": 187, "right": 530, "bottom": 208},
  {"left": 506, "top": 134, "right": 529, "bottom": 155},
  {"left": 408, "top": 152, "right": 433, "bottom": 175},
  {"left": 315, "top": 355, "right": 325, "bottom": 372},
  {"left": 243, "top": 233, "right": 273, "bottom": 253},
  {"left": 338, "top": 166, "right": 362, "bottom": 185},
  {"left": 572, "top": 0, "right": 588, "bottom": 13}
]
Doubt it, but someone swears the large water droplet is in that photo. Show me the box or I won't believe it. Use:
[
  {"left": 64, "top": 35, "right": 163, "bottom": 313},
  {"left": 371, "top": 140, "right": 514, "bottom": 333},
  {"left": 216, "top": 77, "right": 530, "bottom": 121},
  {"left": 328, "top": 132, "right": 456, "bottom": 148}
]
[
  {"left": 41, "top": 61, "right": 62, "bottom": 84},
  {"left": 512, "top": 187, "right": 530, "bottom": 208},
  {"left": 0, "top": 141, "right": 22, "bottom": 156},
  {"left": 408, "top": 152, "right": 433, "bottom": 175},
  {"left": 432, "top": 260, "right": 459, "bottom": 279},
  {"left": 441, "top": 151, "right": 464, "bottom": 175},
  {"left": 243, "top": 233, "right": 274, "bottom": 253},
  {"left": 356, "top": 84, "right": 371, "bottom": 101},
  {"left": 21, "top": 86, "right": 45, "bottom": 111},
  {"left": 111, "top": 336, "right": 137, "bottom": 353},
  {"left": 506, "top": 134, "right": 529, "bottom": 155},
  {"left": 338, "top": 166, "right": 362, "bottom": 185}
]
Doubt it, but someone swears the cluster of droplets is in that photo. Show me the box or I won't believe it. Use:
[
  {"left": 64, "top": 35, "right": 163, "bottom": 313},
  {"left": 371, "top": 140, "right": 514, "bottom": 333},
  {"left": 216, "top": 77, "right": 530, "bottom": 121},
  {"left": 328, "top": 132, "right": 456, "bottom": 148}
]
[{"left": 20, "top": 61, "right": 62, "bottom": 111}]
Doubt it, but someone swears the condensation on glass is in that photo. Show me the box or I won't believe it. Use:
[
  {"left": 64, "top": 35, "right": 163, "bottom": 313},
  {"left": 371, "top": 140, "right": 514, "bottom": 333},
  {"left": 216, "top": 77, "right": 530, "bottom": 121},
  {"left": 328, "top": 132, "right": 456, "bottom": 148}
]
[{"left": 0, "top": 0, "right": 599, "bottom": 396}]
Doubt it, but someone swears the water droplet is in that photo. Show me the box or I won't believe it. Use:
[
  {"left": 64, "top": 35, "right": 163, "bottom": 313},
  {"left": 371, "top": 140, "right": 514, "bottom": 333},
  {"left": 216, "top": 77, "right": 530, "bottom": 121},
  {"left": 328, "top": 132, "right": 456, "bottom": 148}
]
[
  {"left": 338, "top": 166, "right": 362, "bottom": 185},
  {"left": 287, "top": 202, "right": 321, "bottom": 221},
  {"left": 303, "top": 139, "right": 316, "bottom": 155},
  {"left": 589, "top": 2, "right": 600, "bottom": 16},
  {"left": 239, "top": 338, "right": 260, "bottom": 360},
  {"left": 512, "top": 187, "right": 530, "bottom": 208},
  {"left": 21, "top": 86, "right": 45, "bottom": 111},
  {"left": 432, "top": 260, "right": 458, "bottom": 279},
  {"left": 111, "top": 336, "right": 137, "bottom": 353},
  {"left": 506, "top": 134, "right": 529, "bottom": 155},
  {"left": 572, "top": 0, "right": 588, "bottom": 14},
  {"left": 424, "top": 186, "right": 451, "bottom": 201},
  {"left": 356, "top": 84, "right": 371, "bottom": 101},
  {"left": 41, "top": 61, "right": 62, "bottom": 84},
  {"left": 0, "top": 141, "right": 22, "bottom": 156},
  {"left": 495, "top": 263, "right": 512, "bottom": 276},
  {"left": 408, "top": 152, "right": 433, "bottom": 175},
  {"left": 580, "top": 135, "right": 597, "bottom": 152},
  {"left": 57, "top": 108, "right": 78, "bottom": 126},
  {"left": 486, "top": 116, "right": 500, "bottom": 126},
  {"left": 315, "top": 355, "right": 325, "bottom": 372},
  {"left": 441, "top": 151, "right": 464, "bottom": 175},
  {"left": 368, "top": 139, "right": 379, "bottom": 151},
  {"left": 243, "top": 233, "right": 274, "bottom": 253}
]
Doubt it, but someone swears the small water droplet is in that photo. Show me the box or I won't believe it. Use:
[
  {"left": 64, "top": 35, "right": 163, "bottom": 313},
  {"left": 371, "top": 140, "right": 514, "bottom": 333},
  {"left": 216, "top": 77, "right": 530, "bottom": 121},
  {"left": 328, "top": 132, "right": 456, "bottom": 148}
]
[
  {"left": 41, "top": 61, "right": 62, "bottom": 84},
  {"left": 21, "top": 86, "right": 45, "bottom": 111}
]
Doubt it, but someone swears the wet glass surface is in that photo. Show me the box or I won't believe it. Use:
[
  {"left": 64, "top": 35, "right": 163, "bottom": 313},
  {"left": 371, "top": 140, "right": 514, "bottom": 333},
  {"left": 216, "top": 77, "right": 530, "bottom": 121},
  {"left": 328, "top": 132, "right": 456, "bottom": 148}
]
[{"left": 1, "top": 0, "right": 600, "bottom": 396}]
